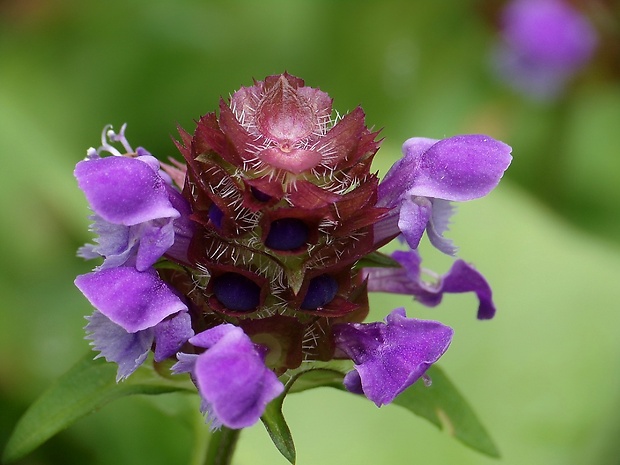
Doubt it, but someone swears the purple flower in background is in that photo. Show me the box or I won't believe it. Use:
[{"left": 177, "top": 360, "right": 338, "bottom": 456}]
[
  {"left": 173, "top": 325, "right": 284, "bottom": 429},
  {"left": 363, "top": 249, "right": 496, "bottom": 320},
  {"left": 493, "top": 0, "right": 597, "bottom": 99},
  {"left": 333, "top": 308, "right": 453, "bottom": 406},
  {"left": 375, "top": 135, "right": 512, "bottom": 254},
  {"left": 73, "top": 74, "right": 512, "bottom": 430}
]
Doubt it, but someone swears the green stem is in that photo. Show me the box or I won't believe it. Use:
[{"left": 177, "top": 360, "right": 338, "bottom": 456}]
[{"left": 203, "top": 427, "right": 241, "bottom": 465}]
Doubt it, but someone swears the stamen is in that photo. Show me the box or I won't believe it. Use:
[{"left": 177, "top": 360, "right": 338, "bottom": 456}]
[
  {"left": 93, "top": 123, "right": 137, "bottom": 157},
  {"left": 85, "top": 147, "right": 99, "bottom": 160},
  {"left": 107, "top": 123, "right": 134, "bottom": 153}
]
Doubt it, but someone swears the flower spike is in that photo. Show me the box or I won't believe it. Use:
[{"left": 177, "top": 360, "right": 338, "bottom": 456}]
[{"left": 73, "top": 74, "right": 511, "bottom": 431}]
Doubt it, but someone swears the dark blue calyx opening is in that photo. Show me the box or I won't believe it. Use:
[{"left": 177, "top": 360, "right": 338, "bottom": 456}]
[
  {"left": 208, "top": 203, "right": 224, "bottom": 229},
  {"left": 212, "top": 272, "right": 261, "bottom": 312},
  {"left": 265, "top": 218, "right": 309, "bottom": 251},
  {"left": 251, "top": 186, "right": 272, "bottom": 202},
  {"left": 301, "top": 274, "right": 338, "bottom": 310}
]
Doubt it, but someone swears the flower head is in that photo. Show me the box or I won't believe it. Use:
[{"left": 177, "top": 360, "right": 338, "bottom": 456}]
[{"left": 74, "top": 74, "right": 511, "bottom": 429}]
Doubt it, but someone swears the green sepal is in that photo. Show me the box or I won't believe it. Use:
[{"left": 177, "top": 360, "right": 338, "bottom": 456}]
[
  {"left": 284, "top": 365, "right": 499, "bottom": 458},
  {"left": 260, "top": 393, "right": 296, "bottom": 465},
  {"left": 354, "top": 251, "right": 401, "bottom": 269},
  {"left": 392, "top": 365, "right": 500, "bottom": 458},
  {"left": 286, "top": 368, "right": 346, "bottom": 394},
  {"left": 2, "top": 353, "right": 194, "bottom": 464},
  {"left": 260, "top": 367, "right": 347, "bottom": 464}
]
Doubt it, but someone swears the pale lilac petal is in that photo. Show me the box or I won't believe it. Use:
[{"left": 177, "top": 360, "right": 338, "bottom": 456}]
[
  {"left": 135, "top": 220, "right": 176, "bottom": 271},
  {"left": 397, "top": 196, "right": 432, "bottom": 250},
  {"left": 85, "top": 311, "right": 154, "bottom": 381},
  {"left": 333, "top": 308, "right": 453, "bottom": 406},
  {"left": 426, "top": 199, "right": 457, "bottom": 255},
  {"left": 75, "top": 156, "right": 180, "bottom": 226},
  {"left": 189, "top": 324, "right": 284, "bottom": 429},
  {"left": 77, "top": 243, "right": 101, "bottom": 260},
  {"left": 172, "top": 352, "right": 199, "bottom": 375},
  {"left": 80, "top": 215, "right": 135, "bottom": 269},
  {"left": 74, "top": 267, "right": 188, "bottom": 333},
  {"left": 153, "top": 312, "right": 194, "bottom": 362}
]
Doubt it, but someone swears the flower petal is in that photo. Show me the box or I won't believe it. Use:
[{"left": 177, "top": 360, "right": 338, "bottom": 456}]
[
  {"left": 153, "top": 312, "right": 194, "bottom": 362},
  {"left": 75, "top": 156, "right": 180, "bottom": 226},
  {"left": 334, "top": 308, "right": 453, "bottom": 406},
  {"left": 189, "top": 324, "right": 284, "bottom": 429},
  {"left": 377, "top": 137, "right": 437, "bottom": 207},
  {"left": 397, "top": 196, "right": 432, "bottom": 250},
  {"left": 364, "top": 249, "right": 497, "bottom": 319},
  {"left": 378, "top": 135, "right": 512, "bottom": 206},
  {"left": 405, "top": 135, "right": 512, "bottom": 201},
  {"left": 74, "top": 267, "right": 188, "bottom": 333},
  {"left": 84, "top": 216, "right": 135, "bottom": 269},
  {"left": 425, "top": 199, "right": 457, "bottom": 255},
  {"left": 440, "top": 260, "right": 496, "bottom": 320},
  {"left": 134, "top": 220, "right": 176, "bottom": 271},
  {"left": 85, "top": 311, "right": 154, "bottom": 381}
]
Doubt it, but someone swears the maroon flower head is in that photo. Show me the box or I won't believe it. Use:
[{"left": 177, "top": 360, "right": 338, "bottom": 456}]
[{"left": 74, "top": 73, "right": 511, "bottom": 430}]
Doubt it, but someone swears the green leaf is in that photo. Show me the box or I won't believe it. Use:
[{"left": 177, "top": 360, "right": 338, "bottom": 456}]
[
  {"left": 286, "top": 368, "right": 345, "bottom": 394},
  {"left": 2, "top": 353, "right": 193, "bottom": 464},
  {"left": 261, "top": 393, "right": 296, "bottom": 464},
  {"left": 260, "top": 368, "right": 348, "bottom": 464},
  {"left": 354, "top": 251, "right": 401, "bottom": 269},
  {"left": 392, "top": 365, "right": 500, "bottom": 458}
]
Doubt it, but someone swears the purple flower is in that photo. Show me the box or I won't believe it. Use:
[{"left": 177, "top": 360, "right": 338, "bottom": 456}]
[
  {"left": 85, "top": 311, "right": 193, "bottom": 381},
  {"left": 74, "top": 125, "right": 196, "bottom": 379},
  {"left": 75, "top": 155, "right": 189, "bottom": 271},
  {"left": 363, "top": 249, "right": 496, "bottom": 320},
  {"left": 375, "top": 135, "right": 512, "bottom": 254},
  {"left": 333, "top": 308, "right": 453, "bottom": 406},
  {"left": 173, "top": 324, "right": 284, "bottom": 429},
  {"left": 75, "top": 267, "right": 192, "bottom": 379},
  {"left": 493, "top": 0, "right": 597, "bottom": 99}
]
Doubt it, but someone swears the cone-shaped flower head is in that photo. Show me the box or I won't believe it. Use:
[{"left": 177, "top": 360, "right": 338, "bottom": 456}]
[{"left": 74, "top": 74, "right": 511, "bottom": 430}]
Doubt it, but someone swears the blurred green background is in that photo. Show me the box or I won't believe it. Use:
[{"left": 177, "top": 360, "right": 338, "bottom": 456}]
[{"left": 1, "top": 0, "right": 619, "bottom": 464}]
